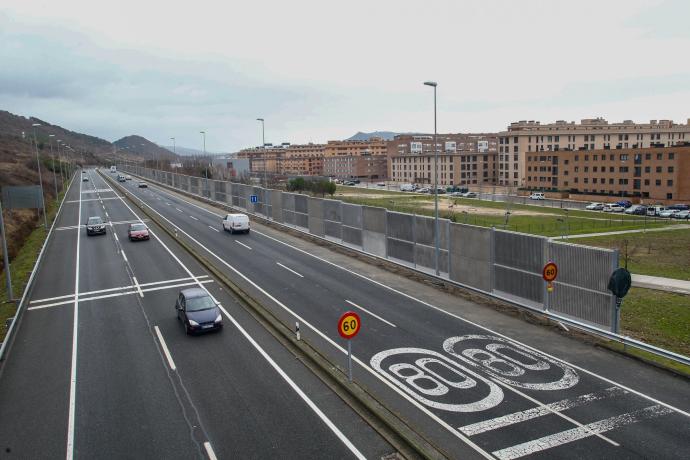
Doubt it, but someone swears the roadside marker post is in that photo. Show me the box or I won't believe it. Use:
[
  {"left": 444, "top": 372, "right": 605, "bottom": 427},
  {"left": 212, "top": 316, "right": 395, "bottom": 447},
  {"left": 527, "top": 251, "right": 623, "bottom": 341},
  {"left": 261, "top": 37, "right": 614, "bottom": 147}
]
[{"left": 338, "top": 311, "right": 361, "bottom": 382}]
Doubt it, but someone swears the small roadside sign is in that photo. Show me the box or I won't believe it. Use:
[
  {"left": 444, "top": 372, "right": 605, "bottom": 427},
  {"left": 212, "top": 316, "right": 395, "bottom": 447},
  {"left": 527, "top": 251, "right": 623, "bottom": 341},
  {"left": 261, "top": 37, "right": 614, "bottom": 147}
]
[
  {"left": 250, "top": 194, "right": 258, "bottom": 203},
  {"left": 338, "top": 311, "right": 361, "bottom": 382},
  {"left": 543, "top": 262, "right": 558, "bottom": 282}
]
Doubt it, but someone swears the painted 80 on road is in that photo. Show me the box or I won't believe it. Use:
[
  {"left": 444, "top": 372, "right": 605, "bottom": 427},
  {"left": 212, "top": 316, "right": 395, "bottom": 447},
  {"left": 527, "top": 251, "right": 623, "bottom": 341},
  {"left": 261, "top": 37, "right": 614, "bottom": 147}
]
[{"left": 371, "top": 335, "right": 579, "bottom": 413}]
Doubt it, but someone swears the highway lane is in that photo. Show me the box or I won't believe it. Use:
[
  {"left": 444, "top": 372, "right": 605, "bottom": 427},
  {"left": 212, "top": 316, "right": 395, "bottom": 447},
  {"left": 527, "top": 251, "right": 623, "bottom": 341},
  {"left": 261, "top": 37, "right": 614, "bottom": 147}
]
[
  {"left": 117, "top": 171, "right": 690, "bottom": 459},
  {"left": 0, "top": 170, "right": 392, "bottom": 459}
]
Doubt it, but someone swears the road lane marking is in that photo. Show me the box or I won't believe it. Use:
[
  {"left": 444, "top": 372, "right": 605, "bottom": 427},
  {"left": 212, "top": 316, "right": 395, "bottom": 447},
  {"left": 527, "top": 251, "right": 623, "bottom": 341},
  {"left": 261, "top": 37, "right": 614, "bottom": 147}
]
[
  {"left": 190, "top": 215, "right": 198, "bottom": 220},
  {"left": 66, "top": 169, "right": 83, "bottom": 460},
  {"left": 113, "top": 232, "right": 119, "bottom": 242},
  {"left": 459, "top": 387, "right": 626, "bottom": 436},
  {"left": 208, "top": 225, "right": 219, "bottom": 232},
  {"left": 121, "top": 250, "right": 128, "bottom": 263},
  {"left": 124, "top": 193, "right": 492, "bottom": 459},
  {"left": 345, "top": 300, "right": 396, "bottom": 327},
  {"left": 276, "top": 262, "right": 303, "bottom": 278},
  {"left": 132, "top": 276, "right": 144, "bottom": 298},
  {"left": 28, "top": 280, "right": 214, "bottom": 310},
  {"left": 235, "top": 240, "right": 252, "bottom": 250},
  {"left": 166, "top": 202, "right": 172, "bottom": 206},
  {"left": 56, "top": 219, "right": 147, "bottom": 231},
  {"left": 66, "top": 197, "right": 120, "bottom": 203},
  {"left": 492, "top": 405, "right": 674, "bottom": 460},
  {"left": 204, "top": 442, "right": 218, "bottom": 460},
  {"left": 154, "top": 326, "right": 176, "bottom": 371},
  {"left": 176, "top": 207, "right": 183, "bottom": 212},
  {"left": 29, "top": 275, "right": 209, "bottom": 304}
]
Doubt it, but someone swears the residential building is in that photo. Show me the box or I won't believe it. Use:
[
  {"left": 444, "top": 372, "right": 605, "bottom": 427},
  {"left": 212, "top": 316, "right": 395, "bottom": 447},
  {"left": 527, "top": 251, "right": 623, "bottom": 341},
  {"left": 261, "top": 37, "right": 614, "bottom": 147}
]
[
  {"left": 236, "top": 146, "right": 286, "bottom": 176},
  {"left": 282, "top": 143, "right": 325, "bottom": 176},
  {"left": 323, "top": 138, "right": 388, "bottom": 157},
  {"left": 524, "top": 144, "right": 690, "bottom": 203},
  {"left": 498, "top": 118, "right": 690, "bottom": 187},
  {"left": 387, "top": 134, "right": 498, "bottom": 186},
  {"left": 323, "top": 155, "right": 388, "bottom": 180}
]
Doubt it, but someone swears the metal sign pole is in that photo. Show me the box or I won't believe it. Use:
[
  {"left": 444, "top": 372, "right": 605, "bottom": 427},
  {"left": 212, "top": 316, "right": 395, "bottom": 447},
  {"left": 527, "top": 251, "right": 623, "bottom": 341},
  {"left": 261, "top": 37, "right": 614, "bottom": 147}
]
[
  {"left": 347, "top": 340, "right": 352, "bottom": 382},
  {"left": 0, "top": 200, "right": 13, "bottom": 301}
]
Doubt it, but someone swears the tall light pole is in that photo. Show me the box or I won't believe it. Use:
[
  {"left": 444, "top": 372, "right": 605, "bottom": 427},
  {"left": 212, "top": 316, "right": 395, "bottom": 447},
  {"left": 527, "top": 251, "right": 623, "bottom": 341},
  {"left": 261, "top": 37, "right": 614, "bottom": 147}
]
[
  {"left": 256, "top": 118, "right": 266, "bottom": 186},
  {"left": 423, "top": 81, "right": 440, "bottom": 276},
  {"left": 200, "top": 131, "right": 209, "bottom": 194},
  {"left": 31, "top": 123, "right": 48, "bottom": 229},
  {"left": 57, "top": 140, "right": 65, "bottom": 185},
  {"left": 48, "top": 134, "right": 58, "bottom": 199}
]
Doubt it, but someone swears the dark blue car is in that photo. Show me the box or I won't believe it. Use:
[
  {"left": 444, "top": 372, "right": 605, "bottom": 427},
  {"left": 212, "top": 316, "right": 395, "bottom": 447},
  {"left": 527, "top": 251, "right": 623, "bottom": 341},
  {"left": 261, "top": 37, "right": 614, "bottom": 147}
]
[{"left": 176, "top": 288, "right": 223, "bottom": 334}]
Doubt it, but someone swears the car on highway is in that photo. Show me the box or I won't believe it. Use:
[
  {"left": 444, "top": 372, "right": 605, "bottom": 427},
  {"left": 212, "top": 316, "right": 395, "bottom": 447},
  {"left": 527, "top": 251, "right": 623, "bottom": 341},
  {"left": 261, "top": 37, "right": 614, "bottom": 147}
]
[
  {"left": 222, "top": 213, "right": 250, "bottom": 233},
  {"left": 82, "top": 175, "right": 89, "bottom": 182},
  {"left": 585, "top": 202, "right": 605, "bottom": 210},
  {"left": 110, "top": 165, "right": 117, "bottom": 173},
  {"left": 138, "top": 181, "right": 148, "bottom": 188},
  {"left": 127, "top": 223, "right": 150, "bottom": 241},
  {"left": 603, "top": 204, "right": 624, "bottom": 212},
  {"left": 659, "top": 209, "right": 679, "bottom": 218},
  {"left": 529, "top": 192, "right": 545, "bottom": 200},
  {"left": 117, "top": 174, "right": 126, "bottom": 182},
  {"left": 86, "top": 216, "right": 106, "bottom": 236},
  {"left": 125, "top": 175, "right": 132, "bottom": 180},
  {"left": 175, "top": 288, "right": 222, "bottom": 335}
]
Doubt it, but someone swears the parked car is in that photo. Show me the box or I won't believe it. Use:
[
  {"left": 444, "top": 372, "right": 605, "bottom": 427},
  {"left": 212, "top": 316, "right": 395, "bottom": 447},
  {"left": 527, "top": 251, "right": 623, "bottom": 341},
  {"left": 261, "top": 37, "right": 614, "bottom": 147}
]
[
  {"left": 624, "top": 204, "right": 647, "bottom": 215},
  {"left": 672, "top": 210, "right": 690, "bottom": 219},
  {"left": 86, "top": 216, "right": 106, "bottom": 236},
  {"left": 352, "top": 179, "right": 360, "bottom": 184},
  {"left": 604, "top": 204, "right": 624, "bottom": 213},
  {"left": 376, "top": 182, "right": 386, "bottom": 187},
  {"left": 175, "top": 288, "right": 222, "bottom": 335},
  {"left": 529, "top": 192, "right": 545, "bottom": 200},
  {"left": 667, "top": 204, "right": 689, "bottom": 211},
  {"left": 647, "top": 205, "right": 665, "bottom": 216},
  {"left": 127, "top": 223, "right": 150, "bottom": 241},
  {"left": 417, "top": 187, "right": 430, "bottom": 193},
  {"left": 463, "top": 192, "right": 478, "bottom": 198},
  {"left": 222, "top": 213, "right": 250, "bottom": 234},
  {"left": 138, "top": 181, "right": 148, "bottom": 188},
  {"left": 399, "top": 183, "right": 416, "bottom": 192},
  {"left": 343, "top": 181, "right": 355, "bottom": 186},
  {"left": 449, "top": 191, "right": 464, "bottom": 197},
  {"left": 585, "top": 202, "right": 605, "bottom": 210},
  {"left": 659, "top": 209, "right": 679, "bottom": 218},
  {"left": 615, "top": 200, "right": 633, "bottom": 208}
]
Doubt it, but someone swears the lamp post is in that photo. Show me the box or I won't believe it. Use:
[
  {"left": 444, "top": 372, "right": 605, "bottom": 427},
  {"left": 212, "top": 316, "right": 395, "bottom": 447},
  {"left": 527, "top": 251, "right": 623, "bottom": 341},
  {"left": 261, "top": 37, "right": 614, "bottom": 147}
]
[
  {"left": 56, "top": 139, "right": 64, "bottom": 186},
  {"left": 423, "top": 81, "right": 440, "bottom": 276},
  {"left": 200, "top": 131, "right": 209, "bottom": 194},
  {"left": 48, "top": 134, "right": 58, "bottom": 199},
  {"left": 31, "top": 123, "right": 48, "bottom": 229},
  {"left": 256, "top": 118, "right": 266, "bottom": 186}
]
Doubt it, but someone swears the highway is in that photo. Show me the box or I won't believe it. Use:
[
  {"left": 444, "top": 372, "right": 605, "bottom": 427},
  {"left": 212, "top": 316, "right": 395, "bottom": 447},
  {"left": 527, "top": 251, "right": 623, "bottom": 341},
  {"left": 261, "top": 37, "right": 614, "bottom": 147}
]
[
  {"left": 0, "top": 170, "right": 391, "bottom": 459},
  {"left": 111, "top": 168, "right": 690, "bottom": 459}
]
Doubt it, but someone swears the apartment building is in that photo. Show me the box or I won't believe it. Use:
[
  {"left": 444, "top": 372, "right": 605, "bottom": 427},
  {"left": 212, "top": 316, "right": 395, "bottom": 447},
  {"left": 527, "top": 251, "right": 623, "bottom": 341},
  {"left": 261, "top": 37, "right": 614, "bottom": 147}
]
[
  {"left": 387, "top": 134, "right": 498, "bottom": 186},
  {"left": 236, "top": 146, "right": 285, "bottom": 176},
  {"left": 525, "top": 144, "right": 690, "bottom": 203},
  {"left": 323, "top": 155, "right": 388, "bottom": 180},
  {"left": 498, "top": 118, "right": 690, "bottom": 187},
  {"left": 323, "top": 138, "right": 388, "bottom": 157},
  {"left": 282, "top": 143, "right": 325, "bottom": 176}
]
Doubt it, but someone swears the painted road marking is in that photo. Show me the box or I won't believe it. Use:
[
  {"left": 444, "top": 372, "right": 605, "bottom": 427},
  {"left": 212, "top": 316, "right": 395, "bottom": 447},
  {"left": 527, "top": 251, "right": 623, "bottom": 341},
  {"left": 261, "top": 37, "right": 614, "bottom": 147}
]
[
  {"left": 190, "top": 215, "right": 198, "bottom": 220},
  {"left": 66, "top": 197, "right": 120, "bottom": 203},
  {"left": 56, "top": 219, "right": 147, "bottom": 231},
  {"left": 345, "top": 300, "right": 396, "bottom": 327},
  {"left": 28, "top": 280, "right": 214, "bottom": 311},
  {"left": 235, "top": 240, "right": 252, "bottom": 250},
  {"left": 121, "top": 250, "right": 128, "bottom": 263},
  {"left": 132, "top": 276, "right": 144, "bottom": 298},
  {"left": 208, "top": 225, "right": 219, "bottom": 232},
  {"left": 276, "top": 262, "right": 304, "bottom": 278},
  {"left": 492, "top": 405, "right": 674, "bottom": 460},
  {"left": 113, "top": 233, "right": 119, "bottom": 242},
  {"left": 176, "top": 207, "right": 183, "bottom": 212},
  {"left": 459, "top": 387, "right": 626, "bottom": 436},
  {"left": 204, "top": 442, "right": 218, "bottom": 460},
  {"left": 154, "top": 326, "right": 176, "bottom": 371}
]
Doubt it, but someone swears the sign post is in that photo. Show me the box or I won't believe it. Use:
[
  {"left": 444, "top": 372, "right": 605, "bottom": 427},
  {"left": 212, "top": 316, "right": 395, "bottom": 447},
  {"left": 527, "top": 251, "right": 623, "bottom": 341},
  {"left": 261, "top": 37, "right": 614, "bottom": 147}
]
[
  {"left": 337, "top": 311, "right": 361, "bottom": 382},
  {"left": 607, "top": 267, "right": 632, "bottom": 334},
  {"left": 250, "top": 194, "right": 258, "bottom": 204},
  {"left": 542, "top": 261, "right": 558, "bottom": 311}
]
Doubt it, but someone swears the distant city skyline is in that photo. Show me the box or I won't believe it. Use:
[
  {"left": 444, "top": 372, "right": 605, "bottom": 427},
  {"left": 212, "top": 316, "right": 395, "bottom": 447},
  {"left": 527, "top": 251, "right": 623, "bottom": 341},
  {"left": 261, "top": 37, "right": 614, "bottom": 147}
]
[{"left": 1, "top": 0, "right": 689, "bottom": 152}]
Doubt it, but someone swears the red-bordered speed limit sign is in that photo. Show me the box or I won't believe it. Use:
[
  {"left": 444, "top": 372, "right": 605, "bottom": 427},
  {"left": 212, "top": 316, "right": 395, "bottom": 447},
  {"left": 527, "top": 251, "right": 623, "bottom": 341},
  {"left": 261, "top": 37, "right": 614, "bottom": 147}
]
[
  {"left": 543, "top": 262, "right": 558, "bottom": 282},
  {"left": 338, "top": 311, "right": 361, "bottom": 339}
]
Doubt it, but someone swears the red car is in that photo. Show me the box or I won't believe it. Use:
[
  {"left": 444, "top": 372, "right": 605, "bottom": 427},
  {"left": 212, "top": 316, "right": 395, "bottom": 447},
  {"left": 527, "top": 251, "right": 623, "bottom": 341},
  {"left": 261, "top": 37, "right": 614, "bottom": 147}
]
[{"left": 127, "top": 223, "right": 150, "bottom": 241}]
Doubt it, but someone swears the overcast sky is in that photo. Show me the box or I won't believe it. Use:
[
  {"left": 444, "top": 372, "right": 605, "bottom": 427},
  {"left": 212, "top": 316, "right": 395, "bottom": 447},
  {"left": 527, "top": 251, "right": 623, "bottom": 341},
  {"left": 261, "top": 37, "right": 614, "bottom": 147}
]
[{"left": 1, "top": 0, "right": 689, "bottom": 152}]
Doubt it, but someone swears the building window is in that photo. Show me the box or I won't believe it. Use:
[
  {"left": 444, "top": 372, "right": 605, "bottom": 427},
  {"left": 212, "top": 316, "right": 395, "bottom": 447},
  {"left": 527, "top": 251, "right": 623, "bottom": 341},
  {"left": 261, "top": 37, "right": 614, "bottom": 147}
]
[
  {"left": 669, "top": 152, "right": 675, "bottom": 160},
  {"left": 620, "top": 154, "right": 629, "bottom": 161},
  {"left": 667, "top": 193, "right": 673, "bottom": 200},
  {"left": 668, "top": 180, "right": 673, "bottom": 186},
  {"left": 656, "top": 179, "right": 661, "bottom": 186},
  {"left": 668, "top": 166, "right": 674, "bottom": 173},
  {"left": 656, "top": 166, "right": 662, "bottom": 173},
  {"left": 645, "top": 153, "right": 651, "bottom": 160},
  {"left": 657, "top": 153, "right": 663, "bottom": 160}
]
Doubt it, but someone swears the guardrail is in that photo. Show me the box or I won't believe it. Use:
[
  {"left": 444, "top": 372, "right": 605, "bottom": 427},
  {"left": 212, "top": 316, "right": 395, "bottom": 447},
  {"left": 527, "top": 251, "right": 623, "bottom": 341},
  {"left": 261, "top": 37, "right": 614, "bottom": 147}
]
[
  {"left": 0, "top": 172, "right": 77, "bottom": 362},
  {"left": 120, "top": 167, "right": 690, "bottom": 369}
]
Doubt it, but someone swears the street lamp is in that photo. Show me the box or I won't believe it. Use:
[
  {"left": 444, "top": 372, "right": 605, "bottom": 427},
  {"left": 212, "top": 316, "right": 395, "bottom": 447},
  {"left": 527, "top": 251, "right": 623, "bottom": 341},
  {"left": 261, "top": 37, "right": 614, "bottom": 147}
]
[
  {"left": 256, "top": 118, "right": 266, "bottom": 186},
  {"left": 31, "top": 123, "right": 48, "bottom": 229},
  {"left": 48, "top": 134, "right": 58, "bottom": 199},
  {"left": 423, "top": 81, "right": 440, "bottom": 276},
  {"left": 200, "top": 131, "right": 209, "bottom": 195}
]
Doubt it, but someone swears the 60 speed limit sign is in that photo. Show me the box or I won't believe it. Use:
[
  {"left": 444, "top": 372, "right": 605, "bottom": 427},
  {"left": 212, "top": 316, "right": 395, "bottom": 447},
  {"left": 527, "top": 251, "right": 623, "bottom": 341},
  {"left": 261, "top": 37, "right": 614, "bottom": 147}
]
[{"left": 338, "top": 311, "right": 361, "bottom": 339}]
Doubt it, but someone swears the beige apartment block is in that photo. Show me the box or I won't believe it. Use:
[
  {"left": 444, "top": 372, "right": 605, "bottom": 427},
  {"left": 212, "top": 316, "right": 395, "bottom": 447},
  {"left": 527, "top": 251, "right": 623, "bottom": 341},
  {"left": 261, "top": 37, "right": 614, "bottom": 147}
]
[
  {"left": 283, "top": 143, "right": 325, "bottom": 176},
  {"left": 498, "top": 118, "right": 690, "bottom": 188},
  {"left": 324, "top": 138, "right": 388, "bottom": 157},
  {"left": 323, "top": 155, "right": 388, "bottom": 180},
  {"left": 387, "top": 134, "right": 498, "bottom": 186}
]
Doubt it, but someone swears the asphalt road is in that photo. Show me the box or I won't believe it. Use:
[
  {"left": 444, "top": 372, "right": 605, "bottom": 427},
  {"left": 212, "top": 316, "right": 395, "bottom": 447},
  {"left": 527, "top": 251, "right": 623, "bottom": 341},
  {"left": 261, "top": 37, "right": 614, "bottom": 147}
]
[
  {"left": 115, "top": 169, "right": 690, "bottom": 459},
  {"left": 0, "top": 170, "right": 392, "bottom": 459}
]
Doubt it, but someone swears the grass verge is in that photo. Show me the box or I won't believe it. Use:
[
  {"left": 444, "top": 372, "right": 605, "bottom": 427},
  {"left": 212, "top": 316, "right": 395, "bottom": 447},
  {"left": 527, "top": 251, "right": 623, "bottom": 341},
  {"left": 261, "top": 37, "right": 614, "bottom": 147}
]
[{"left": 0, "top": 182, "right": 69, "bottom": 342}]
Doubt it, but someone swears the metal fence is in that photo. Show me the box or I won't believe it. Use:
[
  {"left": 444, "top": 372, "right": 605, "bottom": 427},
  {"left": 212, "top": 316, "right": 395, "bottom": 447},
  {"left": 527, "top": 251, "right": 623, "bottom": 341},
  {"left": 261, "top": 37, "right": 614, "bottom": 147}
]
[{"left": 121, "top": 165, "right": 619, "bottom": 332}]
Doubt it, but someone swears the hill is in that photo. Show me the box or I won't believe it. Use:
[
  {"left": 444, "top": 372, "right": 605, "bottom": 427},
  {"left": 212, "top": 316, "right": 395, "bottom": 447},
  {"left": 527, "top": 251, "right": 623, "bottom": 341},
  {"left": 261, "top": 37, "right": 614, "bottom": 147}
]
[
  {"left": 114, "top": 135, "right": 175, "bottom": 160},
  {"left": 347, "top": 131, "right": 406, "bottom": 141}
]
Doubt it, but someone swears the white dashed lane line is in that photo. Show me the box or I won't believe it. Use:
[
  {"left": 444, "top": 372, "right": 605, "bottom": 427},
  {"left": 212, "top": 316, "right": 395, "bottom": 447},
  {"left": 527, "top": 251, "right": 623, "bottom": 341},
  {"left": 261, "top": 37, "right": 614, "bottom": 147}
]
[
  {"left": 276, "top": 262, "right": 303, "bottom": 278},
  {"left": 235, "top": 240, "right": 252, "bottom": 250}
]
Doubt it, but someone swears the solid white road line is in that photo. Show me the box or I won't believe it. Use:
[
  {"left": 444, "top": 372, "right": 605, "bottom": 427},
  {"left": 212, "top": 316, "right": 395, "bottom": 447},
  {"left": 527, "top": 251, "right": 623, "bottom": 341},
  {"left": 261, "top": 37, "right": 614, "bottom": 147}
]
[
  {"left": 276, "top": 262, "right": 304, "bottom": 278},
  {"left": 203, "top": 442, "right": 218, "bottom": 460},
  {"left": 117, "top": 175, "right": 368, "bottom": 459},
  {"left": 121, "top": 250, "right": 128, "bottom": 263},
  {"left": 132, "top": 276, "right": 144, "bottom": 298},
  {"left": 113, "top": 233, "right": 119, "bottom": 242},
  {"left": 154, "top": 326, "right": 177, "bottom": 371},
  {"left": 66, "top": 171, "right": 82, "bottom": 460},
  {"left": 345, "top": 300, "right": 397, "bottom": 327},
  {"left": 492, "top": 405, "right": 674, "bottom": 460},
  {"left": 235, "top": 240, "right": 252, "bottom": 250},
  {"left": 128, "top": 190, "right": 492, "bottom": 459},
  {"left": 190, "top": 215, "right": 198, "bottom": 220},
  {"left": 459, "top": 387, "right": 626, "bottom": 436},
  {"left": 66, "top": 197, "right": 120, "bottom": 203},
  {"left": 176, "top": 207, "right": 183, "bottom": 212},
  {"left": 208, "top": 226, "right": 219, "bottom": 232}
]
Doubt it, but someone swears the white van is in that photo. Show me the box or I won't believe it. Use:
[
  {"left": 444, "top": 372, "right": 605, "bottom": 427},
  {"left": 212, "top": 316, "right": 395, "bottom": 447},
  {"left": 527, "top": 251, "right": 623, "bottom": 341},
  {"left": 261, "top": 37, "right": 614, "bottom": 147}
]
[
  {"left": 529, "top": 192, "right": 545, "bottom": 200},
  {"left": 647, "top": 205, "right": 665, "bottom": 217},
  {"left": 222, "top": 213, "right": 250, "bottom": 234},
  {"left": 399, "top": 183, "right": 416, "bottom": 192},
  {"left": 110, "top": 166, "right": 117, "bottom": 173}
]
